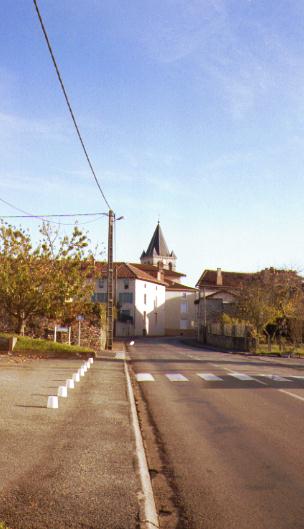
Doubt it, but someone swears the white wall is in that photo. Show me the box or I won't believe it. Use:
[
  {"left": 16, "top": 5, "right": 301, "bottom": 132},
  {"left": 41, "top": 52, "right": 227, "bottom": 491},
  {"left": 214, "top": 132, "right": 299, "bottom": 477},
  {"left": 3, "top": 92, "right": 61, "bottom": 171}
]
[
  {"left": 134, "top": 280, "right": 165, "bottom": 336},
  {"left": 94, "top": 277, "right": 165, "bottom": 336}
]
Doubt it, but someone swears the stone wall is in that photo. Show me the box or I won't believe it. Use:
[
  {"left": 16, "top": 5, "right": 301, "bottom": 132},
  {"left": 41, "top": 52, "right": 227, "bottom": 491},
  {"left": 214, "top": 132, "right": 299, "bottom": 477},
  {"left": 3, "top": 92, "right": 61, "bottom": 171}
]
[{"left": 198, "top": 323, "right": 256, "bottom": 352}]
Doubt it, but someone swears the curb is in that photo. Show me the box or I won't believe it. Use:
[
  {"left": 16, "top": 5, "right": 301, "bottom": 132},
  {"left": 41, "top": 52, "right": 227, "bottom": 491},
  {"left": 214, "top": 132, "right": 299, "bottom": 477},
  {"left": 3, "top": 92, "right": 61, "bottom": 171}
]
[{"left": 124, "top": 358, "right": 159, "bottom": 529}]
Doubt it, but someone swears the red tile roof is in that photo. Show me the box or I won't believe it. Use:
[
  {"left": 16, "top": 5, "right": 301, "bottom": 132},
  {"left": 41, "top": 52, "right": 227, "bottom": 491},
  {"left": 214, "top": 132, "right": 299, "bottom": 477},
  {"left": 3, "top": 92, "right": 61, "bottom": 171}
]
[
  {"left": 166, "top": 280, "right": 197, "bottom": 292},
  {"left": 131, "top": 263, "right": 185, "bottom": 278},
  {"left": 94, "top": 262, "right": 166, "bottom": 285},
  {"left": 196, "top": 269, "right": 254, "bottom": 289}
]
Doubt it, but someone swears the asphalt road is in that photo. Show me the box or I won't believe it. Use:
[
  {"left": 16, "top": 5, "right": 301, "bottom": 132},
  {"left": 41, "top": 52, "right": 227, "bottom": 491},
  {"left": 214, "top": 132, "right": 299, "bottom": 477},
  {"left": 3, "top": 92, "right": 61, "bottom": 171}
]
[
  {"left": 129, "top": 338, "right": 304, "bottom": 529},
  {"left": 0, "top": 356, "right": 139, "bottom": 529}
]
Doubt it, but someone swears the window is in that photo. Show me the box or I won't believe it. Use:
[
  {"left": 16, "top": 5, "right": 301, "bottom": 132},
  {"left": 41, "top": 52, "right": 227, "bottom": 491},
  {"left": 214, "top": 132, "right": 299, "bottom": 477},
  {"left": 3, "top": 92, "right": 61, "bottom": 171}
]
[
  {"left": 182, "top": 292, "right": 187, "bottom": 298},
  {"left": 144, "top": 293, "right": 147, "bottom": 304},
  {"left": 92, "top": 292, "right": 107, "bottom": 303},
  {"left": 119, "top": 292, "right": 133, "bottom": 304},
  {"left": 124, "top": 279, "right": 129, "bottom": 290},
  {"left": 118, "top": 309, "right": 133, "bottom": 323},
  {"left": 180, "top": 302, "right": 188, "bottom": 314},
  {"left": 98, "top": 278, "right": 105, "bottom": 289},
  {"left": 155, "top": 312, "right": 158, "bottom": 325},
  {"left": 180, "top": 319, "right": 188, "bottom": 330}
]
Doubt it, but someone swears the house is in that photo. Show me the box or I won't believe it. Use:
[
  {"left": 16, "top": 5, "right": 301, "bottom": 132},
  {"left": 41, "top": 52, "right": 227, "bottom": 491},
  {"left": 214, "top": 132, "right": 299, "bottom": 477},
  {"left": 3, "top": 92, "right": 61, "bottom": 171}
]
[
  {"left": 195, "top": 268, "right": 253, "bottom": 328},
  {"left": 92, "top": 222, "right": 197, "bottom": 337},
  {"left": 93, "top": 262, "right": 166, "bottom": 337},
  {"left": 135, "top": 222, "right": 197, "bottom": 336}
]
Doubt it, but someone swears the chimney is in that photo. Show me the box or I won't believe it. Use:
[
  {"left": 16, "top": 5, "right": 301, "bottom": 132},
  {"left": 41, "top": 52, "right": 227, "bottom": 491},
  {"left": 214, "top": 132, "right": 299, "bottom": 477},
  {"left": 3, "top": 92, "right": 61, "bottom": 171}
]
[{"left": 216, "top": 268, "right": 223, "bottom": 286}]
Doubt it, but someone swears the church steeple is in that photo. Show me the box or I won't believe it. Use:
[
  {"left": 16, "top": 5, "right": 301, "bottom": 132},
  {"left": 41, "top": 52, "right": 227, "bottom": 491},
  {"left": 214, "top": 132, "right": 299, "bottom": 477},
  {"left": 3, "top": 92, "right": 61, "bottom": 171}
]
[{"left": 140, "top": 222, "right": 177, "bottom": 270}]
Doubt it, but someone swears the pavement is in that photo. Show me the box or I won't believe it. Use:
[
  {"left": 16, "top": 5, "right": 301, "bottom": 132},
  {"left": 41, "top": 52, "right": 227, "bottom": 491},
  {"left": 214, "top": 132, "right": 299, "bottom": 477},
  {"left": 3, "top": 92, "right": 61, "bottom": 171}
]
[{"left": 0, "top": 342, "right": 140, "bottom": 529}]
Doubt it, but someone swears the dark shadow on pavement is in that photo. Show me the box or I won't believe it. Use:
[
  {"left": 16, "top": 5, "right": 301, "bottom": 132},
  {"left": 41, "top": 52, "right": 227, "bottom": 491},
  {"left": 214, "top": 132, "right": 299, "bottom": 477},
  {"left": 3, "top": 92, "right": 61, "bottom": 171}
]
[{"left": 15, "top": 404, "right": 47, "bottom": 409}]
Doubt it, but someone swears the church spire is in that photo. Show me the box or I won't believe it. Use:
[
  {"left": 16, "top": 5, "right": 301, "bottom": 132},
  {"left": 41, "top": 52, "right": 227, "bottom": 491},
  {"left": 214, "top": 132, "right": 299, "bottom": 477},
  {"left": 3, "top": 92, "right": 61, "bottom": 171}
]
[{"left": 140, "top": 222, "right": 177, "bottom": 270}]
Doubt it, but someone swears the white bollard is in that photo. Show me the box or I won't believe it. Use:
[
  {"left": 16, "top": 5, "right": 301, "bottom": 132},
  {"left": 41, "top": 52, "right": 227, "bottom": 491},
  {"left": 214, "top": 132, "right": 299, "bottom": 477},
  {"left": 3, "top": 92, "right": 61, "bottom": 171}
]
[
  {"left": 58, "top": 386, "right": 68, "bottom": 398},
  {"left": 83, "top": 364, "right": 88, "bottom": 372},
  {"left": 79, "top": 368, "right": 85, "bottom": 377},
  {"left": 73, "top": 372, "right": 80, "bottom": 383},
  {"left": 47, "top": 396, "right": 59, "bottom": 409},
  {"left": 66, "top": 379, "right": 75, "bottom": 389},
  {"left": 89, "top": 357, "right": 94, "bottom": 364}
]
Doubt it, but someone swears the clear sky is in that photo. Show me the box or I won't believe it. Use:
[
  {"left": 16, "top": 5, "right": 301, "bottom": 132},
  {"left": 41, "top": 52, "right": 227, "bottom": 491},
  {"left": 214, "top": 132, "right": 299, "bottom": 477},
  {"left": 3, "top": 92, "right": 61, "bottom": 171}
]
[{"left": 1, "top": 0, "right": 304, "bottom": 285}]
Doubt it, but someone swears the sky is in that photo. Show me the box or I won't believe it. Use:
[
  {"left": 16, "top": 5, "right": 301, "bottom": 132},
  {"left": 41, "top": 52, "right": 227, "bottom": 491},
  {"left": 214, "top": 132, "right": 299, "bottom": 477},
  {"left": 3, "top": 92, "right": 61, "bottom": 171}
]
[{"left": 1, "top": 0, "right": 304, "bottom": 285}]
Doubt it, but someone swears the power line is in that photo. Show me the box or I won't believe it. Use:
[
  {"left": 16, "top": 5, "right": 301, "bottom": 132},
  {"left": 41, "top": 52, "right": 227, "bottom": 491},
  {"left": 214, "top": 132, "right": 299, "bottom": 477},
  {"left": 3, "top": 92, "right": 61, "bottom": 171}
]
[
  {"left": 32, "top": 0, "right": 112, "bottom": 211},
  {"left": 0, "top": 196, "right": 108, "bottom": 226}
]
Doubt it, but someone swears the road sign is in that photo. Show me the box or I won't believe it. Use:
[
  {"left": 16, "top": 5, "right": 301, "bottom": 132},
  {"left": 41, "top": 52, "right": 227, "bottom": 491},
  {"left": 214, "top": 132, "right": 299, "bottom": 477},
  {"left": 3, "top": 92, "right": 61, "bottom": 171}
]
[{"left": 76, "top": 315, "right": 84, "bottom": 321}]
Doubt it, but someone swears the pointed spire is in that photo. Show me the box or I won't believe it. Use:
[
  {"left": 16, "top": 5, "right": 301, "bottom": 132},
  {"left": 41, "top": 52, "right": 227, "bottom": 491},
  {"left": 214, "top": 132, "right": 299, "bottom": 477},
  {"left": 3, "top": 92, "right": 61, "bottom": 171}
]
[{"left": 145, "top": 223, "right": 170, "bottom": 257}]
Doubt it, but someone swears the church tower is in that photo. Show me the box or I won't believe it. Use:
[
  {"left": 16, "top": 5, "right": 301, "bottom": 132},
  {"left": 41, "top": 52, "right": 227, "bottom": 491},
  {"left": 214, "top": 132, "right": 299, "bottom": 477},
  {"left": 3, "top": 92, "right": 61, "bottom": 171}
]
[{"left": 140, "top": 222, "right": 177, "bottom": 271}]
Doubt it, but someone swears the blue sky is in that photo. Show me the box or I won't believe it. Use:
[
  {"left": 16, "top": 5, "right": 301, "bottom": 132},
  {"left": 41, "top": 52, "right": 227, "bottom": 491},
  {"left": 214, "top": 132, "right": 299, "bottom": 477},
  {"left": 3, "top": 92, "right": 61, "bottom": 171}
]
[{"left": 1, "top": 0, "right": 304, "bottom": 285}]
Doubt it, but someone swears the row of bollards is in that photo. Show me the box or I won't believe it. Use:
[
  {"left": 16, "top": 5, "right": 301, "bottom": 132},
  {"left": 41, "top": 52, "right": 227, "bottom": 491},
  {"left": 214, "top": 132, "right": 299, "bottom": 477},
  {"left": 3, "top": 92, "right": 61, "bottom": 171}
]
[{"left": 47, "top": 357, "right": 94, "bottom": 409}]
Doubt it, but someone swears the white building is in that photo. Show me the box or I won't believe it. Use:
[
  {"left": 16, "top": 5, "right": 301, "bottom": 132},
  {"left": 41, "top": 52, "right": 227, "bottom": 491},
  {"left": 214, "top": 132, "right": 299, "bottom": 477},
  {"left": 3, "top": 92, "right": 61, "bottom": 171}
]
[
  {"left": 93, "top": 262, "right": 166, "bottom": 337},
  {"left": 93, "top": 223, "right": 197, "bottom": 337},
  {"left": 135, "top": 222, "right": 198, "bottom": 336}
]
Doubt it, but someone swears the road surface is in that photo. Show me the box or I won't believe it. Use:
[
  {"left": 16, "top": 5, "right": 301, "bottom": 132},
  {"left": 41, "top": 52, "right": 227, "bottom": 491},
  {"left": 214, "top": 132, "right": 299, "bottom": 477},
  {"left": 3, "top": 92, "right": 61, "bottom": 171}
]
[{"left": 129, "top": 338, "right": 304, "bottom": 529}]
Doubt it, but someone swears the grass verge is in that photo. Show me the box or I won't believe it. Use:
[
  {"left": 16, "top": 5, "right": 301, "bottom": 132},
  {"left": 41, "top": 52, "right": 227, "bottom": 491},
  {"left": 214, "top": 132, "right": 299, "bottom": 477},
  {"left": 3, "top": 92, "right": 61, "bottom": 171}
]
[{"left": 0, "top": 332, "right": 94, "bottom": 358}]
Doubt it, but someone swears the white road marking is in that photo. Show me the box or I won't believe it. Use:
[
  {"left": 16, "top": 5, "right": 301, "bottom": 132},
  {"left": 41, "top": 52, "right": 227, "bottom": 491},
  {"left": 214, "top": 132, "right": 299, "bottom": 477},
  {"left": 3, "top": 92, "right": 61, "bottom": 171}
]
[
  {"left": 291, "top": 376, "right": 304, "bottom": 380},
  {"left": 135, "top": 373, "right": 155, "bottom": 382},
  {"left": 278, "top": 389, "right": 304, "bottom": 402},
  {"left": 211, "top": 363, "right": 221, "bottom": 368},
  {"left": 197, "top": 373, "right": 223, "bottom": 381},
  {"left": 229, "top": 372, "right": 257, "bottom": 381},
  {"left": 259, "top": 374, "right": 291, "bottom": 382},
  {"left": 115, "top": 351, "right": 126, "bottom": 360},
  {"left": 166, "top": 373, "right": 189, "bottom": 382},
  {"left": 222, "top": 367, "right": 268, "bottom": 385}
]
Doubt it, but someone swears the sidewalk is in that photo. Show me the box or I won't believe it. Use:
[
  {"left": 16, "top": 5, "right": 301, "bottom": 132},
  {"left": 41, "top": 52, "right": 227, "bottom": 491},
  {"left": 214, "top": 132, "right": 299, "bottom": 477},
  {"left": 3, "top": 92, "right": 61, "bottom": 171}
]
[{"left": 0, "top": 351, "right": 140, "bottom": 529}]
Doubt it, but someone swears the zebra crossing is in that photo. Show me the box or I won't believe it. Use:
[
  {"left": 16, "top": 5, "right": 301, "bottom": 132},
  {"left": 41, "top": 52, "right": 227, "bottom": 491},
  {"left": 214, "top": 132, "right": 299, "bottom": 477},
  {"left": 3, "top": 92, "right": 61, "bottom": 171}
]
[{"left": 135, "top": 371, "right": 304, "bottom": 384}]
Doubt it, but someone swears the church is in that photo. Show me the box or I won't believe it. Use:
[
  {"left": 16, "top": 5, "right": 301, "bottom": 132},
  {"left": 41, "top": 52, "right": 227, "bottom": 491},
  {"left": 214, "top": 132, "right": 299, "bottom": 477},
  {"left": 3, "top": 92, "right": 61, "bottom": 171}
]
[{"left": 93, "top": 223, "right": 197, "bottom": 336}]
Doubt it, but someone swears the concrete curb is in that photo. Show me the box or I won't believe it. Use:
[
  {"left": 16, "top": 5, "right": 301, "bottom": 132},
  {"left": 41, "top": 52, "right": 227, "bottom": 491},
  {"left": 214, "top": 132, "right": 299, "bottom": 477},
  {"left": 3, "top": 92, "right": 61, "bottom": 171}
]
[{"left": 124, "top": 360, "right": 159, "bottom": 529}]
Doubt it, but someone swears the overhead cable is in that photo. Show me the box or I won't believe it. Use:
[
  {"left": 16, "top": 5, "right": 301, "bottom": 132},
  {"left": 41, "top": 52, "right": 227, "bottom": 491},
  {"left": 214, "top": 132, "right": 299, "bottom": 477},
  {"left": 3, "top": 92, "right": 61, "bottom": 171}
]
[
  {"left": 32, "top": 0, "right": 112, "bottom": 211},
  {"left": 0, "top": 196, "right": 108, "bottom": 226}
]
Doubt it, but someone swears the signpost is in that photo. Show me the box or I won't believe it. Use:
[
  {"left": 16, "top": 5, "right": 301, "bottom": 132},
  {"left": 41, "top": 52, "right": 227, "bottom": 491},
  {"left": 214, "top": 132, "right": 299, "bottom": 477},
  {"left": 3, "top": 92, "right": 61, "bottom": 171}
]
[
  {"left": 76, "top": 315, "right": 84, "bottom": 346},
  {"left": 54, "top": 326, "right": 71, "bottom": 345}
]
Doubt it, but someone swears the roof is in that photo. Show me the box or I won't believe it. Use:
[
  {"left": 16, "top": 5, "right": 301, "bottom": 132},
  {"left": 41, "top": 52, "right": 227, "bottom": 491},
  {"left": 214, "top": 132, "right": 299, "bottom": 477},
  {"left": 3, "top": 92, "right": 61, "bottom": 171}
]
[
  {"left": 196, "top": 269, "right": 254, "bottom": 289},
  {"left": 166, "top": 280, "right": 197, "bottom": 292},
  {"left": 142, "top": 222, "right": 174, "bottom": 258},
  {"left": 94, "top": 262, "right": 166, "bottom": 286},
  {"left": 131, "top": 263, "right": 185, "bottom": 278}
]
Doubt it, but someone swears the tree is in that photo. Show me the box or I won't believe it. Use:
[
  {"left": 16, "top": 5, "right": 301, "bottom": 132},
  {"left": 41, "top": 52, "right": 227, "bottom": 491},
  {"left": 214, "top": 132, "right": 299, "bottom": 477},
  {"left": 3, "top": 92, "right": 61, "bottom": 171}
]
[
  {"left": 0, "top": 221, "right": 97, "bottom": 334},
  {"left": 236, "top": 268, "right": 304, "bottom": 350}
]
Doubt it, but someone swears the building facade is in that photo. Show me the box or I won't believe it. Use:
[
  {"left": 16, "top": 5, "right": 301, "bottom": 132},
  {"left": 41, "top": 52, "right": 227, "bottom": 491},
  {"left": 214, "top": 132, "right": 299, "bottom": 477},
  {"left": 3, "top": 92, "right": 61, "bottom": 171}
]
[{"left": 93, "top": 262, "right": 166, "bottom": 337}]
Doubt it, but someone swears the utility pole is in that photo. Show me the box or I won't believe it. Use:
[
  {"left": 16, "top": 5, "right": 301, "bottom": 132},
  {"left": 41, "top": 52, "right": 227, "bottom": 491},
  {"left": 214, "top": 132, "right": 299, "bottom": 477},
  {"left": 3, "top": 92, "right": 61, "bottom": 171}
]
[{"left": 106, "top": 210, "right": 114, "bottom": 350}]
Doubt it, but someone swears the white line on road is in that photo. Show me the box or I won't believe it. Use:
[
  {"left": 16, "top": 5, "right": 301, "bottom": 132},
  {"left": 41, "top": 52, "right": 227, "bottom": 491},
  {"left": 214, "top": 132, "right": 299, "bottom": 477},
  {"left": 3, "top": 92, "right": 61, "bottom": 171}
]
[
  {"left": 197, "top": 373, "right": 223, "bottom": 381},
  {"left": 136, "top": 373, "right": 155, "bottom": 382},
  {"left": 222, "top": 367, "right": 268, "bottom": 385},
  {"left": 115, "top": 351, "right": 126, "bottom": 360},
  {"left": 124, "top": 362, "right": 159, "bottom": 529},
  {"left": 165, "top": 373, "right": 189, "bottom": 382},
  {"left": 278, "top": 389, "right": 304, "bottom": 402},
  {"left": 258, "top": 374, "right": 291, "bottom": 382},
  {"left": 228, "top": 372, "right": 258, "bottom": 382}
]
